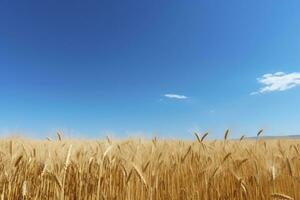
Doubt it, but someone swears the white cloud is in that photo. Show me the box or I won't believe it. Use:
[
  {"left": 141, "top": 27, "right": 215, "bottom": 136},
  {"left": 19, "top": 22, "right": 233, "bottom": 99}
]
[
  {"left": 252, "top": 72, "right": 300, "bottom": 95},
  {"left": 164, "top": 93, "right": 188, "bottom": 99}
]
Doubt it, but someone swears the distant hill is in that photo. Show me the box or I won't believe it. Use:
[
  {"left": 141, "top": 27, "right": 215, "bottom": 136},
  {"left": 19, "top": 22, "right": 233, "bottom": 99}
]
[{"left": 245, "top": 135, "right": 300, "bottom": 140}]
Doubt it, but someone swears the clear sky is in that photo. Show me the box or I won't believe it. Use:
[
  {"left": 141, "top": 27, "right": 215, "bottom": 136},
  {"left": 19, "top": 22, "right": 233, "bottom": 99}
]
[{"left": 1, "top": 0, "right": 300, "bottom": 139}]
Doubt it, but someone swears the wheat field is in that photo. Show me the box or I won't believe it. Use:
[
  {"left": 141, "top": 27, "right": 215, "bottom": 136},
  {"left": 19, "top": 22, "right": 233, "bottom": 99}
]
[{"left": 0, "top": 131, "right": 299, "bottom": 200}]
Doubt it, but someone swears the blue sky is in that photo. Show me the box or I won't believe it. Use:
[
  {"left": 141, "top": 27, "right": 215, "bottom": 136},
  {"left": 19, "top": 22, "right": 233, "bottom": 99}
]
[{"left": 1, "top": 0, "right": 300, "bottom": 139}]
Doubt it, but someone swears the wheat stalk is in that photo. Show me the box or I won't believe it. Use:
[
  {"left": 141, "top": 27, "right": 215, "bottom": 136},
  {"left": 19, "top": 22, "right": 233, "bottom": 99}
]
[
  {"left": 9, "top": 140, "right": 13, "bottom": 157},
  {"left": 201, "top": 132, "right": 209, "bottom": 142},
  {"left": 240, "top": 135, "right": 245, "bottom": 141},
  {"left": 271, "top": 165, "right": 276, "bottom": 181},
  {"left": 1, "top": 185, "right": 5, "bottom": 200},
  {"left": 271, "top": 193, "right": 294, "bottom": 200},
  {"left": 64, "top": 145, "right": 72, "bottom": 171},
  {"left": 57, "top": 131, "right": 62, "bottom": 141},
  {"left": 22, "top": 181, "right": 27, "bottom": 199},
  {"left": 224, "top": 129, "right": 229, "bottom": 140},
  {"left": 257, "top": 129, "right": 263, "bottom": 137},
  {"left": 193, "top": 132, "right": 201, "bottom": 143},
  {"left": 14, "top": 155, "right": 23, "bottom": 167},
  {"left": 181, "top": 146, "right": 192, "bottom": 163},
  {"left": 132, "top": 163, "right": 148, "bottom": 188}
]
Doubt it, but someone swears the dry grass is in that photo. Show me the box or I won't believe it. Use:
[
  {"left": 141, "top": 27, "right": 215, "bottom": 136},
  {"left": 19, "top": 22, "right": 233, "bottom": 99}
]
[{"left": 0, "top": 132, "right": 299, "bottom": 199}]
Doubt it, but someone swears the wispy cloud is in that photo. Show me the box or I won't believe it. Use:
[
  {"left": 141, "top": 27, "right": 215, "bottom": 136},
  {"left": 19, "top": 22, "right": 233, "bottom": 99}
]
[
  {"left": 251, "top": 72, "right": 300, "bottom": 95},
  {"left": 164, "top": 93, "right": 188, "bottom": 99}
]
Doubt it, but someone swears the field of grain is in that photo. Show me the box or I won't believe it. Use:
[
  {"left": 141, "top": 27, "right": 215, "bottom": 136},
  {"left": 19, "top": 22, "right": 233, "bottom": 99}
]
[{"left": 0, "top": 131, "right": 299, "bottom": 200}]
